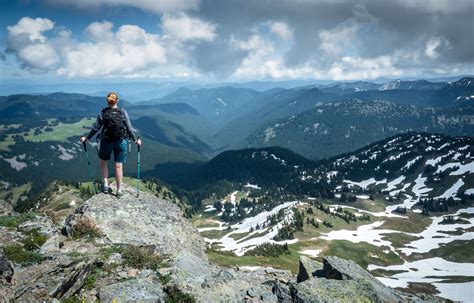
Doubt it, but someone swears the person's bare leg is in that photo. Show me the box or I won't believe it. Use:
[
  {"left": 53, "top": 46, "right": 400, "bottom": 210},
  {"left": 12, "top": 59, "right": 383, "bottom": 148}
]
[
  {"left": 115, "top": 162, "right": 123, "bottom": 191},
  {"left": 100, "top": 159, "right": 109, "bottom": 186}
]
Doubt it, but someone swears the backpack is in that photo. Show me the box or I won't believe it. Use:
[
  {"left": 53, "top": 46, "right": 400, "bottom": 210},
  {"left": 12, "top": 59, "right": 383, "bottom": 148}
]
[{"left": 101, "top": 107, "right": 128, "bottom": 140}]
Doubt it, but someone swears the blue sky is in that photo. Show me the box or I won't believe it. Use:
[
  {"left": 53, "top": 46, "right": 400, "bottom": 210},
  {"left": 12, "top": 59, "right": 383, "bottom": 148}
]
[{"left": 1, "top": 0, "right": 473, "bottom": 84}]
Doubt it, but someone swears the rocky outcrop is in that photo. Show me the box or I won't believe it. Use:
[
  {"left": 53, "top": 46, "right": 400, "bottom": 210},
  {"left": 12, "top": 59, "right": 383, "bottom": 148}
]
[
  {"left": 1, "top": 184, "right": 445, "bottom": 302},
  {"left": 64, "top": 185, "right": 207, "bottom": 260},
  {"left": 289, "top": 255, "right": 443, "bottom": 303}
]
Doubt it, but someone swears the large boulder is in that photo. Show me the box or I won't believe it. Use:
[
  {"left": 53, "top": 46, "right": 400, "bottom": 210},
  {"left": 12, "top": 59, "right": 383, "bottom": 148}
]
[
  {"left": 290, "top": 255, "right": 441, "bottom": 303},
  {"left": 98, "top": 277, "right": 165, "bottom": 303},
  {"left": 297, "top": 255, "right": 323, "bottom": 282},
  {"left": 64, "top": 185, "right": 207, "bottom": 260},
  {"left": 321, "top": 256, "right": 404, "bottom": 302}
]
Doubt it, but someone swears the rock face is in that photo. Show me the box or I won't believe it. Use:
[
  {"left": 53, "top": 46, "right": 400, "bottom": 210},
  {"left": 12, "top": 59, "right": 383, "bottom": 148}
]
[{"left": 64, "top": 185, "right": 207, "bottom": 260}]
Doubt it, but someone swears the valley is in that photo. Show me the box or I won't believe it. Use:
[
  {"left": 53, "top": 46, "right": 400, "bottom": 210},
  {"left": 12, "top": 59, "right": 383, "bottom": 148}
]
[{"left": 1, "top": 77, "right": 473, "bottom": 302}]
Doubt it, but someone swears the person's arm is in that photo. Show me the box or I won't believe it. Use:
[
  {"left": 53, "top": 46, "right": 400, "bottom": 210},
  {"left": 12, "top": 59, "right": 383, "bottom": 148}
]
[
  {"left": 122, "top": 109, "right": 138, "bottom": 142},
  {"left": 83, "top": 112, "right": 103, "bottom": 142}
]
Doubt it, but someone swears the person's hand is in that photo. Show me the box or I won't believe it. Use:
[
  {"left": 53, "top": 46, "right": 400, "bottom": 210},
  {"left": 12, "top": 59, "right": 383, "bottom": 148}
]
[
  {"left": 136, "top": 138, "right": 142, "bottom": 146},
  {"left": 80, "top": 136, "right": 87, "bottom": 143}
]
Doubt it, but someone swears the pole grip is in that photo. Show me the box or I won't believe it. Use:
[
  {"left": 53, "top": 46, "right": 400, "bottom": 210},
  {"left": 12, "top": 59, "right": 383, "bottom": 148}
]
[{"left": 82, "top": 141, "right": 87, "bottom": 152}]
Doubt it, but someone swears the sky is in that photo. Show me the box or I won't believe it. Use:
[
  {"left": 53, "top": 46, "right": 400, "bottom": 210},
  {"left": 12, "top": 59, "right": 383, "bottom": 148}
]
[{"left": 0, "top": 0, "right": 473, "bottom": 83}]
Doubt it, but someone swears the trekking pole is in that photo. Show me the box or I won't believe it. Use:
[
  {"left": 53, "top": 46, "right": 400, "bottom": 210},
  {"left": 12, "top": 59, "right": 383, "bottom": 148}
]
[
  {"left": 83, "top": 141, "right": 97, "bottom": 194},
  {"left": 136, "top": 138, "right": 141, "bottom": 197}
]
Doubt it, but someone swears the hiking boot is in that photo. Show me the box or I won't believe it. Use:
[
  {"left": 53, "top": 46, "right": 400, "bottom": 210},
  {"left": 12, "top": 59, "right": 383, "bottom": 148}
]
[
  {"left": 116, "top": 188, "right": 124, "bottom": 198},
  {"left": 102, "top": 184, "right": 112, "bottom": 194}
]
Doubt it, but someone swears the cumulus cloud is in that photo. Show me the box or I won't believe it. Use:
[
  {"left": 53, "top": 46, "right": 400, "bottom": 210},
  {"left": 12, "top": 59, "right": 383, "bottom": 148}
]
[
  {"left": 6, "top": 16, "right": 219, "bottom": 78},
  {"left": 84, "top": 21, "right": 114, "bottom": 42},
  {"left": 7, "top": 17, "right": 54, "bottom": 42},
  {"left": 6, "top": 17, "right": 59, "bottom": 72},
  {"left": 269, "top": 21, "right": 293, "bottom": 41},
  {"left": 161, "top": 13, "right": 217, "bottom": 41}
]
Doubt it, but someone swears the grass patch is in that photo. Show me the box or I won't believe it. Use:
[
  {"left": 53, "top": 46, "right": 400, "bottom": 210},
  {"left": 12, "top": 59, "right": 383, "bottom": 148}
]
[
  {"left": 236, "top": 230, "right": 268, "bottom": 243},
  {"left": 191, "top": 216, "right": 221, "bottom": 228},
  {"left": 319, "top": 197, "right": 388, "bottom": 213},
  {"left": 24, "top": 118, "right": 95, "bottom": 143},
  {"left": 0, "top": 212, "right": 36, "bottom": 228},
  {"left": 438, "top": 226, "right": 474, "bottom": 236},
  {"left": 3, "top": 243, "right": 42, "bottom": 265},
  {"left": 370, "top": 268, "right": 408, "bottom": 277},
  {"left": 0, "top": 183, "right": 32, "bottom": 206},
  {"left": 381, "top": 232, "right": 421, "bottom": 248},
  {"left": 206, "top": 244, "right": 301, "bottom": 274},
  {"left": 424, "top": 276, "right": 474, "bottom": 283},
  {"left": 408, "top": 240, "right": 474, "bottom": 263},
  {"left": 53, "top": 202, "right": 71, "bottom": 211},
  {"left": 234, "top": 191, "right": 248, "bottom": 202},
  {"left": 377, "top": 212, "right": 432, "bottom": 233},
  {"left": 320, "top": 240, "right": 403, "bottom": 269},
  {"left": 229, "top": 231, "right": 250, "bottom": 241},
  {"left": 199, "top": 228, "right": 230, "bottom": 239},
  {"left": 397, "top": 282, "right": 439, "bottom": 297}
]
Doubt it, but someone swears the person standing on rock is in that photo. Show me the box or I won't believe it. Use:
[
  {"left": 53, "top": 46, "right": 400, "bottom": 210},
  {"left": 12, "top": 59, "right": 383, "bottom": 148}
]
[{"left": 80, "top": 92, "right": 142, "bottom": 197}]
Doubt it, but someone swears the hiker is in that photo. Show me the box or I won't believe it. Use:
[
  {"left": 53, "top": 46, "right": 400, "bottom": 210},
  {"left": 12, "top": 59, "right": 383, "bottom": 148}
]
[{"left": 80, "top": 92, "right": 142, "bottom": 197}]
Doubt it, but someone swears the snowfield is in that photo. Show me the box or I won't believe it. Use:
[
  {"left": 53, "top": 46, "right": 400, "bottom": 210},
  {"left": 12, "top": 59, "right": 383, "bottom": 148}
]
[
  {"left": 202, "top": 201, "right": 301, "bottom": 256},
  {"left": 369, "top": 258, "right": 474, "bottom": 302},
  {"left": 400, "top": 207, "right": 474, "bottom": 256}
]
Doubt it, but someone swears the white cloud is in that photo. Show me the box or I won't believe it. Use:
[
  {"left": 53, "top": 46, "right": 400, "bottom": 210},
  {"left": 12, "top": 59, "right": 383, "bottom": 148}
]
[
  {"left": 7, "top": 17, "right": 59, "bottom": 72},
  {"left": 7, "top": 17, "right": 54, "bottom": 42},
  {"left": 7, "top": 17, "right": 170, "bottom": 77},
  {"left": 425, "top": 37, "right": 451, "bottom": 59},
  {"left": 327, "top": 56, "right": 403, "bottom": 80},
  {"left": 84, "top": 21, "right": 114, "bottom": 42},
  {"left": 319, "top": 22, "right": 358, "bottom": 56},
  {"left": 58, "top": 23, "right": 167, "bottom": 77},
  {"left": 18, "top": 44, "right": 60, "bottom": 72},
  {"left": 269, "top": 21, "right": 293, "bottom": 41},
  {"left": 161, "top": 13, "right": 217, "bottom": 41},
  {"left": 232, "top": 33, "right": 317, "bottom": 80},
  {"left": 47, "top": 0, "right": 199, "bottom": 13}
]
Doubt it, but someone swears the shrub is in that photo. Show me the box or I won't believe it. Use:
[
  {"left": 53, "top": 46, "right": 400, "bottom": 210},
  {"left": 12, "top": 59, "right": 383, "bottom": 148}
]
[
  {"left": 121, "top": 245, "right": 163, "bottom": 270},
  {"left": 164, "top": 285, "right": 196, "bottom": 303},
  {"left": 21, "top": 229, "right": 47, "bottom": 250},
  {"left": 71, "top": 217, "right": 102, "bottom": 239}
]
